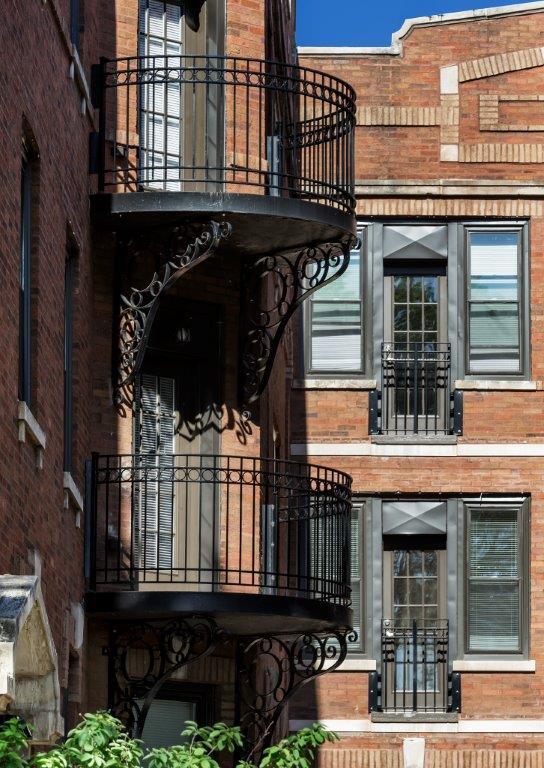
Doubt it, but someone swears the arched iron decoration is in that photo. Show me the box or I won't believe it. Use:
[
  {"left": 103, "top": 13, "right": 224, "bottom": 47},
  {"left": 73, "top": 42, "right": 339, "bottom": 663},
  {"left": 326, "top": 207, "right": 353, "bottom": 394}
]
[
  {"left": 113, "top": 220, "right": 232, "bottom": 411},
  {"left": 235, "top": 628, "right": 357, "bottom": 761},
  {"left": 239, "top": 234, "right": 357, "bottom": 409},
  {"left": 105, "top": 617, "right": 229, "bottom": 737}
]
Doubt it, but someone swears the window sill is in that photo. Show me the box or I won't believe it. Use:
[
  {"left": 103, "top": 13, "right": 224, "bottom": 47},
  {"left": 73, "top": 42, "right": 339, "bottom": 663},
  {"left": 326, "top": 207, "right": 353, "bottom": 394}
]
[
  {"left": 325, "top": 658, "right": 377, "bottom": 672},
  {"left": 455, "top": 379, "right": 538, "bottom": 391},
  {"left": 371, "top": 435, "right": 458, "bottom": 445},
  {"left": 17, "top": 401, "right": 46, "bottom": 469},
  {"left": 69, "top": 44, "right": 95, "bottom": 123},
  {"left": 453, "top": 659, "right": 535, "bottom": 672},
  {"left": 63, "top": 472, "right": 84, "bottom": 527},
  {"left": 371, "top": 712, "right": 459, "bottom": 724},
  {"left": 293, "top": 378, "right": 376, "bottom": 390}
]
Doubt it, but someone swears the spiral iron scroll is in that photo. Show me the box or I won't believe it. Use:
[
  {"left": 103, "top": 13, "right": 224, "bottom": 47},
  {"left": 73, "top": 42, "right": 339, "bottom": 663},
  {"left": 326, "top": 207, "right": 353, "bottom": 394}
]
[
  {"left": 235, "top": 628, "right": 357, "bottom": 761},
  {"left": 240, "top": 234, "right": 357, "bottom": 410},
  {"left": 114, "top": 220, "right": 232, "bottom": 411},
  {"left": 106, "top": 617, "right": 228, "bottom": 737}
]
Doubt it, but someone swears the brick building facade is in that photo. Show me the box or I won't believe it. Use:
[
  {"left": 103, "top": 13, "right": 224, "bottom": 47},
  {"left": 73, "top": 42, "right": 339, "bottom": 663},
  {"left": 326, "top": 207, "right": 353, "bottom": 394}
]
[
  {"left": 292, "top": 2, "right": 544, "bottom": 764},
  {"left": 5, "top": 0, "right": 544, "bottom": 765}
]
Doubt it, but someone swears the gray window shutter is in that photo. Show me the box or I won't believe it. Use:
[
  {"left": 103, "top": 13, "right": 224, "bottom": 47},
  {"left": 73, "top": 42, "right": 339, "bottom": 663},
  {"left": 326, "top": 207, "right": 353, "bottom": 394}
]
[{"left": 134, "top": 374, "right": 176, "bottom": 571}]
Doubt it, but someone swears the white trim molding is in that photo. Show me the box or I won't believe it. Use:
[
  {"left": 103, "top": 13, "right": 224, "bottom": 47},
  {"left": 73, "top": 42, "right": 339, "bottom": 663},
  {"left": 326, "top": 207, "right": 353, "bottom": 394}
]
[
  {"left": 63, "top": 472, "right": 84, "bottom": 527},
  {"left": 455, "top": 380, "right": 539, "bottom": 390},
  {"left": 17, "top": 401, "right": 46, "bottom": 469},
  {"left": 298, "top": 2, "right": 544, "bottom": 57},
  {"left": 289, "top": 719, "right": 544, "bottom": 734},
  {"left": 453, "top": 659, "right": 536, "bottom": 672},
  {"left": 291, "top": 442, "right": 544, "bottom": 457},
  {"left": 323, "top": 658, "right": 377, "bottom": 672},
  {"left": 293, "top": 379, "right": 377, "bottom": 391}
]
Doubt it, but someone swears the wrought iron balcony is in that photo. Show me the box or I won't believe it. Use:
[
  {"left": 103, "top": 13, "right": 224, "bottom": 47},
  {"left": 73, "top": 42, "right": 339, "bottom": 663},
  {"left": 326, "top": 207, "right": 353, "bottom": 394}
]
[
  {"left": 369, "top": 343, "right": 463, "bottom": 437},
  {"left": 91, "top": 55, "right": 356, "bottom": 214},
  {"left": 85, "top": 453, "right": 353, "bottom": 631},
  {"left": 368, "top": 620, "right": 461, "bottom": 715}
]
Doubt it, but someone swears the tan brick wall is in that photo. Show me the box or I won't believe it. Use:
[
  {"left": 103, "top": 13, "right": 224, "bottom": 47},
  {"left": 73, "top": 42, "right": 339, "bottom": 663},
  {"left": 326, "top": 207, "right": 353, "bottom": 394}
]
[{"left": 293, "top": 4, "right": 544, "bottom": 755}]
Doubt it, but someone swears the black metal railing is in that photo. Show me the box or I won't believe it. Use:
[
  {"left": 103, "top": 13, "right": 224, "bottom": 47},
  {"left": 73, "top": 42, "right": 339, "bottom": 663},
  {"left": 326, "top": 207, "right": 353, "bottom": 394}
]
[
  {"left": 91, "top": 55, "right": 356, "bottom": 213},
  {"left": 85, "top": 453, "right": 352, "bottom": 605},
  {"left": 369, "top": 343, "right": 463, "bottom": 436},
  {"left": 368, "top": 620, "right": 461, "bottom": 714}
]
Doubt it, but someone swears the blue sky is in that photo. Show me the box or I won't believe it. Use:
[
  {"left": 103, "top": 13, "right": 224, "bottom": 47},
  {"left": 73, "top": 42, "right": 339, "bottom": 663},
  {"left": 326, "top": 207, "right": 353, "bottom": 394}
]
[{"left": 296, "top": 0, "right": 519, "bottom": 47}]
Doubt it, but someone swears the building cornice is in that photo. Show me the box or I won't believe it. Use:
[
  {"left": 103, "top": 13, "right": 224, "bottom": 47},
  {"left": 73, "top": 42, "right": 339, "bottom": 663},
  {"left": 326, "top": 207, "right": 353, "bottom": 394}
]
[{"left": 298, "top": 1, "right": 544, "bottom": 57}]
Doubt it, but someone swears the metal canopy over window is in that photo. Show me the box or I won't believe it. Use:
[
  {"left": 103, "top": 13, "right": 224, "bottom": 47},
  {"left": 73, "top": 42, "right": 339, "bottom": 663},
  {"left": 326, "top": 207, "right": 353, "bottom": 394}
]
[{"left": 383, "top": 500, "right": 447, "bottom": 538}]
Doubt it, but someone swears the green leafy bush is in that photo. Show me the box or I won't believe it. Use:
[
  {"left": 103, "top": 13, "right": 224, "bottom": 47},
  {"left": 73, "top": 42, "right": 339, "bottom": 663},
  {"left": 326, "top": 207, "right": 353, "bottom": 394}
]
[{"left": 0, "top": 712, "right": 339, "bottom": 768}]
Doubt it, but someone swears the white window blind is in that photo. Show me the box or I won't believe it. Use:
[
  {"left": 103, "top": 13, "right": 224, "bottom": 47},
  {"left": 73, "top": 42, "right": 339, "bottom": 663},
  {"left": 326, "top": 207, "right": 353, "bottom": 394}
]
[
  {"left": 309, "top": 237, "right": 363, "bottom": 373},
  {"left": 134, "top": 374, "right": 176, "bottom": 570},
  {"left": 467, "top": 507, "right": 522, "bottom": 652},
  {"left": 468, "top": 231, "right": 521, "bottom": 374},
  {"left": 138, "top": 0, "right": 184, "bottom": 190}
]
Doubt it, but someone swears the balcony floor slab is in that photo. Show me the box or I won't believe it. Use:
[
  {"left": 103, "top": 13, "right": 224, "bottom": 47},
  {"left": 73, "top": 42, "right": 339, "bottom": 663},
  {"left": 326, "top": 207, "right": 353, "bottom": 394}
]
[{"left": 85, "top": 589, "right": 352, "bottom": 636}]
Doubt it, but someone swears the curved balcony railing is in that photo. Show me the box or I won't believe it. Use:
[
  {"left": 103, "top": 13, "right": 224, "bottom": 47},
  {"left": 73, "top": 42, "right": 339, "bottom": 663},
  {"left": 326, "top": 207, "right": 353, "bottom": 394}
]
[
  {"left": 86, "top": 453, "right": 352, "bottom": 606},
  {"left": 93, "top": 55, "right": 356, "bottom": 213}
]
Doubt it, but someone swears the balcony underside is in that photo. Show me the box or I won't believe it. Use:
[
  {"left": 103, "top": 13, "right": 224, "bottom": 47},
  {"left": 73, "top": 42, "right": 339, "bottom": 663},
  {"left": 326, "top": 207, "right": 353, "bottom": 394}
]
[
  {"left": 91, "top": 192, "right": 356, "bottom": 257},
  {"left": 85, "top": 590, "right": 352, "bottom": 635}
]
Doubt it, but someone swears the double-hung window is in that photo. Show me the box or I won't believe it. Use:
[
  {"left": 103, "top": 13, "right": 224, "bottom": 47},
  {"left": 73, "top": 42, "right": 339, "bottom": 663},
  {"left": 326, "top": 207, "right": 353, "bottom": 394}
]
[
  {"left": 306, "top": 231, "right": 364, "bottom": 375},
  {"left": 466, "top": 227, "right": 526, "bottom": 376},
  {"left": 465, "top": 500, "right": 528, "bottom": 655},
  {"left": 349, "top": 502, "right": 364, "bottom": 653}
]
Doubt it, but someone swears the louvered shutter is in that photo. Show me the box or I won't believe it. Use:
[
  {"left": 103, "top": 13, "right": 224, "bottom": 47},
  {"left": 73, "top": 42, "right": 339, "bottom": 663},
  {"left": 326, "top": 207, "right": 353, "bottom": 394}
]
[
  {"left": 467, "top": 508, "right": 521, "bottom": 652},
  {"left": 350, "top": 509, "right": 362, "bottom": 651},
  {"left": 134, "top": 374, "right": 176, "bottom": 571},
  {"left": 468, "top": 232, "right": 521, "bottom": 373},
  {"left": 139, "top": 699, "right": 196, "bottom": 748},
  {"left": 138, "top": 0, "right": 183, "bottom": 190},
  {"left": 309, "top": 503, "right": 362, "bottom": 652},
  {"left": 309, "top": 241, "right": 363, "bottom": 372}
]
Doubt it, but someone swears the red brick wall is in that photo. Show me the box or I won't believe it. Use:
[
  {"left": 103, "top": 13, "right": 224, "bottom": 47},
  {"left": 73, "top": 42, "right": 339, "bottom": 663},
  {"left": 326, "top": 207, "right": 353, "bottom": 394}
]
[{"left": 0, "top": 0, "right": 99, "bottom": 722}]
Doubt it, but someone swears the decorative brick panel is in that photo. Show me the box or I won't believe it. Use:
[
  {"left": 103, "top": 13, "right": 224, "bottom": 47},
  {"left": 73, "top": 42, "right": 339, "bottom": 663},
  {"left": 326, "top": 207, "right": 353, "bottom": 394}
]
[
  {"left": 459, "top": 46, "right": 544, "bottom": 81},
  {"left": 357, "top": 106, "right": 441, "bottom": 126}
]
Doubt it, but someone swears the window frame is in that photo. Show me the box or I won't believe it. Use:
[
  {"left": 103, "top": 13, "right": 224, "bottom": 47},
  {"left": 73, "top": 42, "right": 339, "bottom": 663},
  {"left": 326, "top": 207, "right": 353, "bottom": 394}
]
[
  {"left": 463, "top": 498, "right": 529, "bottom": 658},
  {"left": 19, "top": 147, "right": 33, "bottom": 407},
  {"left": 304, "top": 225, "right": 367, "bottom": 377},
  {"left": 64, "top": 241, "right": 78, "bottom": 473},
  {"left": 462, "top": 222, "right": 529, "bottom": 380}
]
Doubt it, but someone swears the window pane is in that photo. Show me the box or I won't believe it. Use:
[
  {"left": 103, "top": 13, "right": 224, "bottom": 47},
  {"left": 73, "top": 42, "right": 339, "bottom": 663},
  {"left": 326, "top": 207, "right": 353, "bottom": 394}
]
[
  {"left": 467, "top": 507, "right": 522, "bottom": 653},
  {"left": 308, "top": 239, "right": 363, "bottom": 373},
  {"left": 468, "top": 582, "right": 520, "bottom": 651},
  {"left": 313, "top": 249, "right": 361, "bottom": 301},
  {"left": 469, "top": 232, "right": 519, "bottom": 301},
  {"left": 469, "top": 302, "right": 520, "bottom": 372},
  {"left": 140, "top": 699, "right": 196, "bottom": 748},
  {"left": 310, "top": 303, "right": 362, "bottom": 371},
  {"left": 468, "top": 231, "right": 522, "bottom": 374},
  {"left": 468, "top": 509, "right": 519, "bottom": 578}
]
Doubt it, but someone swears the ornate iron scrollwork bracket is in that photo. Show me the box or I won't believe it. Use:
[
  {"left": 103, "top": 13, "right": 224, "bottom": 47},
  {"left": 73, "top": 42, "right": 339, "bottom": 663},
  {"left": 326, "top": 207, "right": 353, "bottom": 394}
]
[
  {"left": 239, "top": 234, "right": 357, "bottom": 412},
  {"left": 104, "top": 617, "right": 229, "bottom": 737},
  {"left": 114, "top": 220, "right": 232, "bottom": 411},
  {"left": 235, "top": 628, "right": 356, "bottom": 761}
]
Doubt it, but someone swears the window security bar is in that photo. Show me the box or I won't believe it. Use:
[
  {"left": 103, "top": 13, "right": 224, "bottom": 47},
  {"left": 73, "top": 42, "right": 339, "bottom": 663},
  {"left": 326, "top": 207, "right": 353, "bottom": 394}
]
[
  {"left": 368, "top": 620, "right": 461, "bottom": 715},
  {"left": 369, "top": 342, "right": 463, "bottom": 436}
]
